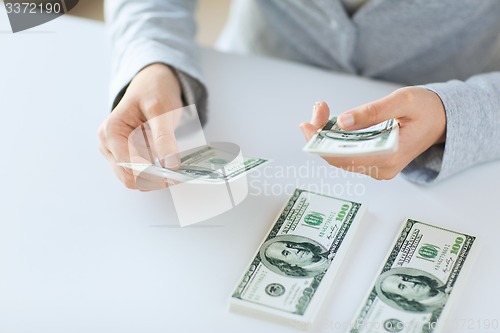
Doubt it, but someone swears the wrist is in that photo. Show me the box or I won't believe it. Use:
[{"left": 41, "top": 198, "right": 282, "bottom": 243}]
[{"left": 429, "top": 91, "right": 447, "bottom": 145}]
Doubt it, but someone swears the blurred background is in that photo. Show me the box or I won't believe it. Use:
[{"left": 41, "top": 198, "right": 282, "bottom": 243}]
[{"left": 68, "top": 0, "right": 231, "bottom": 46}]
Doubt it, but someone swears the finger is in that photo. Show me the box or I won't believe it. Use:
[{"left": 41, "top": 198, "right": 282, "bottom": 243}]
[
  {"left": 320, "top": 153, "right": 401, "bottom": 180},
  {"left": 98, "top": 140, "right": 113, "bottom": 160},
  {"left": 311, "top": 101, "right": 330, "bottom": 129},
  {"left": 107, "top": 131, "right": 134, "bottom": 165},
  {"left": 100, "top": 113, "right": 135, "bottom": 165},
  {"left": 337, "top": 92, "right": 403, "bottom": 130},
  {"left": 100, "top": 143, "right": 138, "bottom": 189},
  {"left": 135, "top": 174, "right": 169, "bottom": 191},
  {"left": 102, "top": 143, "right": 169, "bottom": 190},
  {"left": 299, "top": 122, "right": 318, "bottom": 141},
  {"left": 102, "top": 116, "right": 164, "bottom": 183},
  {"left": 127, "top": 124, "right": 160, "bottom": 164},
  {"left": 116, "top": 162, "right": 168, "bottom": 191},
  {"left": 145, "top": 107, "right": 181, "bottom": 169}
]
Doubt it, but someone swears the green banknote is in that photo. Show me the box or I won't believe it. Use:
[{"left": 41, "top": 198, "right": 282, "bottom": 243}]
[
  {"left": 230, "top": 188, "right": 366, "bottom": 329},
  {"left": 119, "top": 145, "right": 267, "bottom": 184},
  {"left": 350, "top": 219, "right": 477, "bottom": 333},
  {"left": 303, "top": 117, "right": 399, "bottom": 156}
]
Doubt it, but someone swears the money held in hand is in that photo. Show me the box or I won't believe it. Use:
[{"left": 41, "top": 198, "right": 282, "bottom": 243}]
[
  {"left": 303, "top": 117, "right": 399, "bottom": 156},
  {"left": 230, "top": 189, "right": 366, "bottom": 329},
  {"left": 119, "top": 145, "right": 268, "bottom": 184},
  {"left": 349, "top": 219, "right": 477, "bottom": 333}
]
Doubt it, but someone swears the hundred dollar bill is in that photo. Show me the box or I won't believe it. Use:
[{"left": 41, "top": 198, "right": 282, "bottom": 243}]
[
  {"left": 230, "top": 188, "right": 366, "bottom": 329},
  {"left": 303, "top": 117, "right": 399, "bottom": 156},
  {"left": 119, "top": 145, "right": 268, "bottom": 184},
  {"left": 349, "top": 219, "right": 477, "bottom": 333}
]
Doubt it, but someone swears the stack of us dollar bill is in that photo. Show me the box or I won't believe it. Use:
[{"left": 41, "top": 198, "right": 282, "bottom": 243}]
[
  {"left": 119, "top": 144, "right": 268, "bottom": 184},
  {"left": 303, "top": 117, "right": 399, "bottom": 156},
  {"left": 229, "top": 188, "right": 366, "bottom": 329},
  {"left": 349, "top": 219, "right": 477, "bottom": 333}
]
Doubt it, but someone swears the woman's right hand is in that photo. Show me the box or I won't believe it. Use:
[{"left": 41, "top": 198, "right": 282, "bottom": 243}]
[
  {"left": 98, "top": 63, "right": 184, "bottom": 190},
  {"left": 300, "top": 87, "right": 447, "bottom": 180}
]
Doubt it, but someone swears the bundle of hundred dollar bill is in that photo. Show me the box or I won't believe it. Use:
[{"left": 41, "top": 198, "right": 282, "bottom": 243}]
[
  {"left": 349, "top": 219, "right": 477, "bottom": 333},
  {"left": 230, "top": 188, "right": 366, "bottom": 329},
  {"left": 119, "top": 144, "right": 268, "bottom": 184},
  {"left": 303, "top": 116, "right": 399, "bottom": 156}
]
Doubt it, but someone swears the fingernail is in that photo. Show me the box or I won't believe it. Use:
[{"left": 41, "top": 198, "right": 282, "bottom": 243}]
[
  {"left": 338, "top": 113, "right": 355, "bottom": 128},
  {"left": 311, "top": 102, "right": 321, "bottom": 123},
  {"left": 313, "top": 101, "right": 321, "bottom": 112},
  {"left": 162, "top": 155, "right": 180, "bottom": 169}
]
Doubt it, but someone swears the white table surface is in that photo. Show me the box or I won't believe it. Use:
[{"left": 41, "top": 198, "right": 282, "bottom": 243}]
[{"left": 1, "top": 14, "right": 499, "bottom": 333}]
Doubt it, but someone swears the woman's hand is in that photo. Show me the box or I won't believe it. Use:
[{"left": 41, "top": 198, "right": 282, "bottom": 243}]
[
  {"left": 300, "top": 87, "right": 446, "bottom": 180},
  {"left": 98, "top": 63, "right": 184, "bottom": 190}
]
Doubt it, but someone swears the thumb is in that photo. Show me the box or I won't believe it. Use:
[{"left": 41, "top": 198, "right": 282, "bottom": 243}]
[{"left": 337, "top": 93, "right": 402, "bottom": 131}]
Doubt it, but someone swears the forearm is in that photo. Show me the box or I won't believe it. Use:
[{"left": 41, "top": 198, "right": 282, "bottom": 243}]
[
  {"left": 105, "top": 0, "right": 208, "bottom": 123},
  {"left": 403, "top": 72, "right": 500, "bottom": 184}
]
